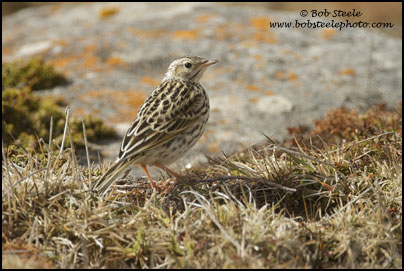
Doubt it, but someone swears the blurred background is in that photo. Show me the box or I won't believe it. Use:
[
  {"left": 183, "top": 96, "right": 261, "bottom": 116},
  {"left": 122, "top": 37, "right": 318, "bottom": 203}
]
[{"left": 3, "top": 2, "right": 402, "bottom": 38}]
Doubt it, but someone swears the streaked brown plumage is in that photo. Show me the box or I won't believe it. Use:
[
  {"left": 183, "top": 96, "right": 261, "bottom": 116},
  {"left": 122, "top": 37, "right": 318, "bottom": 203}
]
[{"left": 93, "top": 56, "right": 218, "bottom": 195}]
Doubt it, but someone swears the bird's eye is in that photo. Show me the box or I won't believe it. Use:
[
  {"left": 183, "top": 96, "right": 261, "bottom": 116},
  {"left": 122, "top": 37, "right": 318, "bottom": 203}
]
[{"left": 184, "top": 62, "right": 192, "bottom": 69}]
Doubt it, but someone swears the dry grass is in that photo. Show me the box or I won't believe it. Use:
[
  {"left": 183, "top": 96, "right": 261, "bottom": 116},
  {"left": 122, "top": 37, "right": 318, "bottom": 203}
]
[{"left": 2, "top": 104, "right": 402, "bottom": 268}]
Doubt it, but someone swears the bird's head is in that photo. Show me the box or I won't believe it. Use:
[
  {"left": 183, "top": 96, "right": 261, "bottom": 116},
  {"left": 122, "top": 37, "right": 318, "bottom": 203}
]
[{"left": 163, "top": 56, "right": 218, "bottom": 83}]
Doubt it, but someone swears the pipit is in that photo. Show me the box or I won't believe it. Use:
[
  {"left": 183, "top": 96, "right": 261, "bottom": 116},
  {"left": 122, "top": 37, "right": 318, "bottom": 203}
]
[{"left": 93, "top": 56, "right": 218, "bottom": 195}]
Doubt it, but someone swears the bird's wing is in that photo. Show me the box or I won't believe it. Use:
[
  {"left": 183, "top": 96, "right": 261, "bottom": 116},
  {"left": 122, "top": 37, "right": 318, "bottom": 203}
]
[{"left": 117, "top": 81, "right": 207, "bottom": 161}]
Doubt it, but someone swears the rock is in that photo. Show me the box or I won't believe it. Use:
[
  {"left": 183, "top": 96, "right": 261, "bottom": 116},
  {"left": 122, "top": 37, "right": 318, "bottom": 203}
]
[
  {"left": 15, "top": 40, "right": 53, "bottom": 58},
  {"left": 3, "top": 3, "right": 402, "bottom": 177},
  {"left": 256, "top": 95, "right": 293, "bottom": 114}
]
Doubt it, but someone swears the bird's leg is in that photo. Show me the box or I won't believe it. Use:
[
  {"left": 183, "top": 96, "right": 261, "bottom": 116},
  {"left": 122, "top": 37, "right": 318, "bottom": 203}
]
[
  {"left": 140, "top": 164, "right": 160, "bottom": 191},
  {"left": 153, "top": 162, "right": 182, "bottom": 178},
  {"left": 153, "top": 162, "right": 183, "bottom": 193}
]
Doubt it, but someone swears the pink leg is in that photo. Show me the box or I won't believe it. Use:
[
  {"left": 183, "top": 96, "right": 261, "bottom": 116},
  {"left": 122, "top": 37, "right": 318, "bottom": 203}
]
[
  {"left": 140, "top": 164, "right": 159, "bottom": 190},
  {"left": 153, "top": 162, "right": 182, "bottom": 178}
]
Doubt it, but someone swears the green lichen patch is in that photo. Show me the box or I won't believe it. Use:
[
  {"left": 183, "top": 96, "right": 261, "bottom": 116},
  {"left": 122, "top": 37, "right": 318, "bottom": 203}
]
[{"left": 2, "top": 58, "right": 68, "bottom": 90}]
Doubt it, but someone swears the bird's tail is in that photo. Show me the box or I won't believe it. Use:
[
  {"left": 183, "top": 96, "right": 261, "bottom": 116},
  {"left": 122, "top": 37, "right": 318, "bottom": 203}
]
[{"left": 93, "top": 159, "right": 133, "bottom": 195}]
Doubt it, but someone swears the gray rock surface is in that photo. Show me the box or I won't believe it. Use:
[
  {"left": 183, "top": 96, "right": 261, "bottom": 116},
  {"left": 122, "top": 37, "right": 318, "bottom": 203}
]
[{"left": 3, "top": 3, "right": 402, "bottom": 177}]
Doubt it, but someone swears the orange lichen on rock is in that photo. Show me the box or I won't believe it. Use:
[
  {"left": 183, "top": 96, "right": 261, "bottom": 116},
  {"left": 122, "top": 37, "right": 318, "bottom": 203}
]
[
  {"left": 172, "top": 29, "right": 199, "bottom": 41},
  {"left": 83, "top": 54, "right": 100, "bottom": 68},
  {"left": 288, "top": 72, "right": 298, "bottom": 81},
  {"left": 84, "top": 44, "right": 97, "bottom": 53},
  {"left": 249, "top": 97, "right": 259, "bottom": 103},
  {"left": 275, "top": 71, "right": 298, "bottom": 81},
  {"left": 252, "top": 32, "right": 277, "bottom": 44},
  {"left": 49, "top": 44, "right": 102, "bottom": 71},
  {"left": 322, "top": 29, "right": 337, "bottom": 39},
  {"left": 129, "top": 27, "right": 166, "bottom": 39},
  {"left": 250, "top": 17, "right": 269, "bottom": 30},
  {"left": 275, "top": 71, "right": 285, "bottom": 80},
  {"left": 340, "top": 68, "right": 355, "bottom": 76},
  {"left": 196, "top": 14, "right": 213, "bottom": 23},
  {"left": 253, "top": 54, "right": 262, "bottom": 61},
  {"left": 246, "top": 85, "right": 260, "bottom": 92},
  {"left": 99, "top": 6, "right": 120, "bottom": 19},
  {"left": 124, "top": 90, "right": 148, "bottom": 109},
  {"left": 82, "top": 89, "right": 110, "bottom": 99},
  {"left": 106, "top": 56, "right": 127, "bottom": 66},
  {"left": 49, "top": 55, "right": 78, "bottom": 69},
  {"left": 250, "top": 16, "right": 277, "bottom": 43},
  {"left": 79, "top": 44, "right": 101, "bottom": 68},
  {"left": 141, "top": 76, "right": 160, "bottom": 87}
]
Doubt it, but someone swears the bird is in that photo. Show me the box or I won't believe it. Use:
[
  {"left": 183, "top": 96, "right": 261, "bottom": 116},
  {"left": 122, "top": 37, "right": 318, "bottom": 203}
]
[{"left": 93, "top": 55, "right": 218, "bottom": 195}]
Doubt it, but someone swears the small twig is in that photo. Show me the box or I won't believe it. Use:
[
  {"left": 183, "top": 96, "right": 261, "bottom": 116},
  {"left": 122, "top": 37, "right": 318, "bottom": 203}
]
[
  {"left": 52, "top": 106, "right": 70, "bottom": 171},
  {"left": 67, "top": 122, "right": 80, "bottom": 185},
  {"left": 82, "top": 120, "right": 92, "bottom": 185},
  {"left": 45, "top": 116, "right": 53, "bottom": 196},
  {"left": 80, "top": 120, "right": 91, "bottom": 252}
]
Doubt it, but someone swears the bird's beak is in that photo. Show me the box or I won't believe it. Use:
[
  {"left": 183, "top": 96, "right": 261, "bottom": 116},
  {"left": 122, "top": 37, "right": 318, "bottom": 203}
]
[{"left": 200, "top": 59, "right": 219, "bottom": 68}]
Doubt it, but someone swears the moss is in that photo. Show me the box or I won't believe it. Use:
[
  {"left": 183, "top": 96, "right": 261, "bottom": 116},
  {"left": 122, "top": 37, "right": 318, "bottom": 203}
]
[
  {"left": 2, "top": 87, "right": 116, "bottom": 154},
  {"left": 2, "top": 58, "right": 68, "bottom": 91},
  {"left": 286, "top": 103, "right": 402, "bottom": 149}
]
